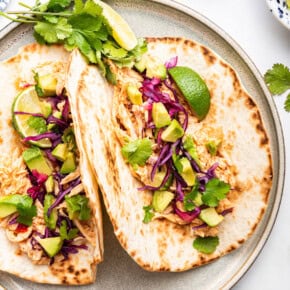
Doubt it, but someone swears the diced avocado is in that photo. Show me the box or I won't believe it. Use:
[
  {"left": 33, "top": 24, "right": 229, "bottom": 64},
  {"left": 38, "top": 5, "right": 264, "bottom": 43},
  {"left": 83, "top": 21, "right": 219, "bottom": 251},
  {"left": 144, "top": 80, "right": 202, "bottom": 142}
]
[
  {"left": 161, "top": 119, "right": 184, "bottom": 142},
  {"left": 53, "top": 111, "right": 62, "bottom": 119},
  {"left": 38, "top": 237, "right": 63, "bottom": 257},
  {"left": 43, "top": 194, "right": 57, "bottom": 230},
  {"left": 206, "top": 139, "right": 221, "bottom": 156},
  {"left": 23, "top": 147, "right": 52, "bottom": 175},
  {"left": 0, "top": 203, "right": 17, "bottom": 218},
  {"left": 152, "top": 190, "right": 174, "bottom": 212},
  {"left": 40, "top": 101, "right": 52, "bottom": 118},
  {"left": 127, "top": 85, "right": 143, "bottom": 105},
  {"left": 134, "top": 57, "right": 146, "bottom": 73},
  {"left": 193, "top": 192, "right": 203, "bottom": 207},
  {"left": 152, "top": 102, "right": 171, "bottom": 128},
  {"left": 199, "top": 208, "right": 224, "bottom": 227},
  {"left": 52, "top": 143, "right": 68, "bottom": 162},
  {"left": 38, "top": 74, "right": 57, "bottom": 97},
  {"left": 45, "top": 175, "right": 54, "bottom": 193},
  {"left": 146, "top": 63, "right": 167, "bottom": 80},
  {"left": 150, "top": 171, "right": 173, "bottom": 190},
  {"left": 179, "top": 157, "right": 196, "bottom": 186},
  {"left": 60, "top": 152, "right": 76, "bottom": 174}
]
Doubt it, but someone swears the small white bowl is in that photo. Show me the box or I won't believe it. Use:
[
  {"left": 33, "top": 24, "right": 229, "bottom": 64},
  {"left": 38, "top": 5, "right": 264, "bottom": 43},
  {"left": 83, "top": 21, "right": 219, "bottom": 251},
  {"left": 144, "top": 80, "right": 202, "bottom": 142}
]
[{"left": 267, "top": 0, "right": 290, "bottom": 29}]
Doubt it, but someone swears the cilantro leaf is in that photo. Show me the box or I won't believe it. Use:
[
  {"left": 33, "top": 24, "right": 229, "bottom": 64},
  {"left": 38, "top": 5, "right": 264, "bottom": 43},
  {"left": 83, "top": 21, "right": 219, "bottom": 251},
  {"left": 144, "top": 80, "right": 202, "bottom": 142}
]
[
  {"left": 183, "top": 185, "right": 199, "bottom": 212},
  {"left": 47, "top": 0, "right": 72, "bottom": 12},
  {"left": 74, "top": 0, "right": 84, "bottom": 14},
  {"left": 33, "top": 72, "right": 44, "bottom": 96},
  {"left": 34, "top": 18, "right": 72, "bottom": 43},
  {"left": 82, "top": 0, "right": 102, "bottom": 16},
  {"left": 284, "top": 94, "right": 290, "bottom": 112},
  {"left": 102, "top": 41, "right": 128, "bottom": 60},
  {"left": 172, "top": 153, "right": 183, "bottom": 173},
  {"left": 68, "top": 13, "right": 103, "bottom": 31},
  {"left": 202, "top": 178, "right": 230, "bottom": 207},
  {"left": 65, "top": 31, "right": 97, "bottom": 63},
  {"left": 60, "top": 220, "right": 79, "bottom": 240},
  {"left": 143, "top": 205, "right": 154, "bottom": 223},
  {"left": 65, "top": 194, "right": 91, "bottom": 221},
  {"left": 121, "top": 138, "right": 152, "bottom": 166},
  {"left": 264, "top": 63, "right": 290, "bottom": 95},
  {"left": 27, "top": 116, "right": 47, "bottom": 134},
  {"left": 193, "top": 236, "right": 219, "bottom": 254}
]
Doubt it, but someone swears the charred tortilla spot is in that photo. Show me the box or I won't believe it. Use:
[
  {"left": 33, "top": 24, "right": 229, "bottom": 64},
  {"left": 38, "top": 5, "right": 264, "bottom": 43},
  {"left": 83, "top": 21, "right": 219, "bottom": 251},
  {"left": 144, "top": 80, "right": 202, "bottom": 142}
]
[
  {"left": 245, "top": 96, "right": 256, "bottom": 109},
  {"left": 260, "top": 136, "right": 269, "bottom": 146},
  {"left": 81, "top": 269, "right": 87, "bottom": 274},
  {"left": 68, "top": 265, "right": 74, "bottom": 273},
  {"left": 201, "top": 46, "right": 216, "bottom": 65},
  {"left": 238, "top": 239, "right": 245, "bottom": 244}
]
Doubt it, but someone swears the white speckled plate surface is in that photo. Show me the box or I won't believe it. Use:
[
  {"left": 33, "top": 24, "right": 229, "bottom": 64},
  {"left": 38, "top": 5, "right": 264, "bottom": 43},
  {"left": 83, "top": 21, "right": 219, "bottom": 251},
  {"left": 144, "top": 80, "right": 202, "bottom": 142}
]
[
  {"left": 0, "top": 0, "right": 285, "bottom": 289},
  {"left": 267, "top": 0, "right": 290, "bottom": 29}
]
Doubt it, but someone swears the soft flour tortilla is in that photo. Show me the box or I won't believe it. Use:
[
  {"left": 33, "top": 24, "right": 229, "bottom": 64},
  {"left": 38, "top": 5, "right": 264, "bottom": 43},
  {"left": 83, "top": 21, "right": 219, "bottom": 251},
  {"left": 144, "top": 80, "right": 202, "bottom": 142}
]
[
  {"left": 67, "top": 37, "right": 272, "bottom": 271},
  {"left": 0, "top": 43, "right": 103, "bottom": 284}
]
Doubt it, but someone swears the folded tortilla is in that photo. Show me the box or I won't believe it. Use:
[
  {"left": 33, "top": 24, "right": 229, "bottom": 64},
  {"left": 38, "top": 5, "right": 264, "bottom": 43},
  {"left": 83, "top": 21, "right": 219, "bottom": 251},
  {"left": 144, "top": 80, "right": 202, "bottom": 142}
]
[
  {"left": 0, "top": 43, "right": 103, "bottom": 284},
  {"left": 67, "top": 37, "right": 272, "bottom": 271}
]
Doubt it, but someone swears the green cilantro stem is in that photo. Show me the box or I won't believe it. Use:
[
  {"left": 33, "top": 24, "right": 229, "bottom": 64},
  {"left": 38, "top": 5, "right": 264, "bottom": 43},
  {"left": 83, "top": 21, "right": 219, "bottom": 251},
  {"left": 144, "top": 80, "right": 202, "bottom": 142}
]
[
  {"left": 0, "top": 12, "right": 36, "bottom": 23},
  {"left": 18, "top": 2, "right": 33, "bottom": 9},
  {"left": 7, "top": 11, "right": 72, "bottom": 17}
]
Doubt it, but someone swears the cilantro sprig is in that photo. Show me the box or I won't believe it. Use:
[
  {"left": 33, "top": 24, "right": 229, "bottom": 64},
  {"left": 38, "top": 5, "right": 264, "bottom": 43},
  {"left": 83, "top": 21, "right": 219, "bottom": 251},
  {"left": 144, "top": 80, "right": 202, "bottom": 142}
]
[
  {"left": 264, "top": 63, "right": 290, "bottom": 112},
  {"left": 0, "top": 0, "right": 147, "bottom": 81}
]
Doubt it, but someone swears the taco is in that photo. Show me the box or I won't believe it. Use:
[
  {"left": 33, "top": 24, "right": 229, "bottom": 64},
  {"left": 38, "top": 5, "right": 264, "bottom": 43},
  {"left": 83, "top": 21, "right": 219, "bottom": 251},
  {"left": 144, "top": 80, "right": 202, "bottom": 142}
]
[
  {"left": 0, "top": 43, "right": 103, "bottom": 284},
  {"left": 67, "top": 37, "right": 272, "bottom": 271}
]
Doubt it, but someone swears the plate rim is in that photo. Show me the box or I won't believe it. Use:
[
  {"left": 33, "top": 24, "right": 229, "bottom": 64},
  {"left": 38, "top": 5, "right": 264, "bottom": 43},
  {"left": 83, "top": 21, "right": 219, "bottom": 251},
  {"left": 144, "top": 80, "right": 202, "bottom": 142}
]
[{"left": 0, "top": 0, "right": 285, "bottom": 289}]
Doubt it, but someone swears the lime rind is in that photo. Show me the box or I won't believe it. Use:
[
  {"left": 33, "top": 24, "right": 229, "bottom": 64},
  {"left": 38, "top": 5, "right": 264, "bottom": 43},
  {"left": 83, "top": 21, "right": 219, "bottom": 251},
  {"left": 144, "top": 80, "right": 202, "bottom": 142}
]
[
  {"left": 169, "top": 66, "right": 211, "bottom": 120},
  {"left": 12, "top": 87, "right": 52, "bottom": 148}
]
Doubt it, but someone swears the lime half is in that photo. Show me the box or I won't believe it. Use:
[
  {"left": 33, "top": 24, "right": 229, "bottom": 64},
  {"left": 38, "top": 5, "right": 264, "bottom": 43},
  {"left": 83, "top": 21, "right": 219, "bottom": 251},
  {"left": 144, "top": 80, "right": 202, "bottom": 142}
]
[
  {"left": 12, "top": 86, "right": 51, "bottom": 148},
  {"left": 169, "top": 66, "right": 211, "bottom": 120},
  {"left": 97, "top": 0, "right": 138, "bottom": 51}
]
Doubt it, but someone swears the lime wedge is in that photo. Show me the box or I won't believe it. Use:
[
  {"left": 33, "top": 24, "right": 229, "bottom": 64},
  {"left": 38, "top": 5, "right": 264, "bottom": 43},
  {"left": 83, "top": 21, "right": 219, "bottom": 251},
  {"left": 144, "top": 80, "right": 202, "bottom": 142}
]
[
  {"left": 97, "top": 0, "right": 138, "bottom": 51},
  {"left": 12, "top": 86, "right": 52, "bottom": 148},
  {"left": 169, "top": 66, "right": 211, "bottom": 120}
]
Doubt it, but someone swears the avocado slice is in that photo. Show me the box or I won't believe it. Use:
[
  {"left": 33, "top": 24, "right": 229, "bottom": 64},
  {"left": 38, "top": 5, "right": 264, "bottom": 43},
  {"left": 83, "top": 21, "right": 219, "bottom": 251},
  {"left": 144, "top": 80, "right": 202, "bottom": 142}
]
[
  {"left": 43, "top": 194, "right": 57, "bottom": 230},
  {"left": 40, "top": 101, "right": 52, "bottom": 118},
  {"left": 161, "top": 119, "right": 184, "bottom": 143},
  {"left": 179, "top": 157, "right": 196, "bottom": 186},
  {"left": 127, "top": 85, "right": 143, "bottom": 105},
  {"left": 38, "top": 237, "right": 63, "bottom": 257},
  {"left": 23, "top": 147, "right": 52, "bottom": 175},
  {"left": 0, "top": 203, "right": 17, "bottom": 218},
  {"left": 152, "top": 102, "right": 171, "bottom": 128},
  {"left": 134, "top": 57, "right": 146, "bottom": 73},
  {"left": 193, "top": 192, "right": 203, "bottom": 206},
  {"left": 152, "top": 190, "right": 174, "bottom": 212},
  {"left": 60, "top": 152, "right": 76, "bottom": 174},
  {"left": 45, "top": 175, "right": 54, "bottom": 194},
  {"left": 146, "top": 63, "right": 167, "bottom": 80},
  {"left": 199, "top": 208, "right": 224, "bottom": 227},
  {"left": 38, "top": 74, "right": 57, "bottom": 97},
  {"left": 52, "top": 143, "right": 68, "bottom": 162}
]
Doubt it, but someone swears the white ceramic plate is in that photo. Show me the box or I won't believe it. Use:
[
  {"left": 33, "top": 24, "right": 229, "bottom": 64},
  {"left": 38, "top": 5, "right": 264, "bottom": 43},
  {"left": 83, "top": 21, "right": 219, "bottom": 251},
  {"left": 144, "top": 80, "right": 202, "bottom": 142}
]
[{"left": 267, "top": 0, "right": 290, "bottom": 29}]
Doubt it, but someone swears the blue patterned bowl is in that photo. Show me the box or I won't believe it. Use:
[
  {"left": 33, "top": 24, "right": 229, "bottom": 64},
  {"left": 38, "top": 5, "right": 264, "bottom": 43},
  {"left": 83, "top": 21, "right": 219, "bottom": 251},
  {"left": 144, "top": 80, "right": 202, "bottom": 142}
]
[
  {"left": 0, "top": 0, "right": 10, "bottom": 11},
  {"left": 267, "top": 0, "right": 290, "bottom": 29}
]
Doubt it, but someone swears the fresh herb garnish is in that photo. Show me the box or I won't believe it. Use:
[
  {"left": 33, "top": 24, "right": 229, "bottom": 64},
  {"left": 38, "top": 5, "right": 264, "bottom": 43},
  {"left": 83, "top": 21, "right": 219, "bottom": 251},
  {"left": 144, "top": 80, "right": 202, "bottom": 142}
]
[
  {"left": 44, "top": 194, "right": 57, "bottom": 230},
  {"left": 33, "top": 72, "right": 44, "bottom": 96},
  {"left": 0, "top": 194, "right": 37, "bottom": 226},
  {"left": 183, "top": 185, "right": 199, "bottom": 212},
  {"left": 143, "top": 205, "right": 154, "bottom": 223},
  {"left": 121, "top": 138, "right": 152, "bottom": 166},
  {"left": 59, "top": 220, "right": 79, "bottom": 240},
  {"left": 201, "top": 178, "right": 230, "bottom": 207},
  {"left": 65, "top": 194, "right": 91, "bottom": 221},
  {"left": 27, "top": 116, "right": 47, "bottom": 134},
  {"left": 193, "top": 236, "right": 219, "bottom": 254},
  {"left": 0, "top": 0, "right": 147, "bottom": 81},
  {"left": 264, "top": 63, "right": 290, "bottom": 112}
]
